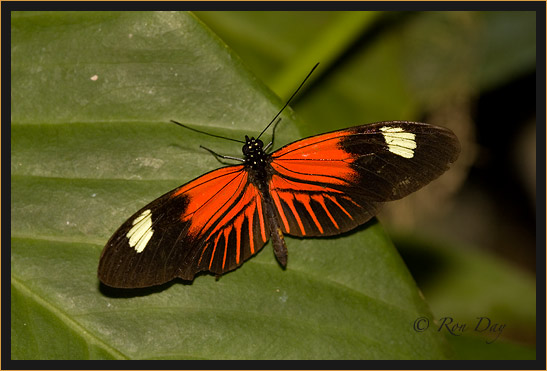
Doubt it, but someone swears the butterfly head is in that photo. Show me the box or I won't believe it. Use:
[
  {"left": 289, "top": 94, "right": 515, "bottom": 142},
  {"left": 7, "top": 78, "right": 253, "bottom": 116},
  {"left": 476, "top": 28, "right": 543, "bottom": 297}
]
[{"left": 242, "top": 136, "right": 264, "bottom": 154}]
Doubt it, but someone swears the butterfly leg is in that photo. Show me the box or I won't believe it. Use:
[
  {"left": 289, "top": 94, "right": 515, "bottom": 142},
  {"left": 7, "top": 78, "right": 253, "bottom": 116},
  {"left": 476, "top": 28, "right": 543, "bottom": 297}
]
[{"left": 200, "top": 145, "right": 245, "bottom": 163}]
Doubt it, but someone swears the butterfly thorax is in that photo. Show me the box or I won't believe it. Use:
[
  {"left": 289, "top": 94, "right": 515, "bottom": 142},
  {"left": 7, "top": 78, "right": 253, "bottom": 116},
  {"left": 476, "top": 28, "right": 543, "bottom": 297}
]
[{"left": 242, "top": 135, "right": 272, "bottom": 189}]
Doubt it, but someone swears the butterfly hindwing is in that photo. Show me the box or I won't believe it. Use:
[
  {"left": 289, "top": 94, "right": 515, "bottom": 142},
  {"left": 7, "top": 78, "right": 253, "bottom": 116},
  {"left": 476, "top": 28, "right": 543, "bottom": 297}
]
[
  {"left": 268, "top": 121, "right": 460, "bottom": 237},
  {"left": 98, "top": 165, "right": 269, "bottom": 288}
]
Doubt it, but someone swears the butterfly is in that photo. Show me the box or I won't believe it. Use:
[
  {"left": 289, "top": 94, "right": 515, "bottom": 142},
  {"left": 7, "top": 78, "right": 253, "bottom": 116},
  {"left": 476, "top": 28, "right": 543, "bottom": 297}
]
[{"left": 98, "top": 67, "right": 460, "bottom": 288}]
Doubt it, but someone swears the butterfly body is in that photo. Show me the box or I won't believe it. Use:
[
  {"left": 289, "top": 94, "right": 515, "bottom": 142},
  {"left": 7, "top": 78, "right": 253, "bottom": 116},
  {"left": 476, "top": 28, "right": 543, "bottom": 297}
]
[
  {"left": 240, "top": 135, "right": 290, "bottom": 266},
  {"left": 99, "top": 121, "right": 460, "bottom": 288}
]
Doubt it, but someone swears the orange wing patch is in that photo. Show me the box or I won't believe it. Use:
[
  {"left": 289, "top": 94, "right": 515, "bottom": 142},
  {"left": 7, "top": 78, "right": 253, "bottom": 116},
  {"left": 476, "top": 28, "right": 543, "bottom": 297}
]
[
  {"left": 271, "top": 131, "right": 359, "bottom": 186},
  {"left": 268, "top": 129, "right": 385, "bottom": 237},
  {"left": 268, "top": 172, "right": 367, "bottom": 237},
  {"left": 173, "top": 165, "right": 245, "bottom": 237},
  {"left": 176, "top": 176, "right": 269, "bottom": 273},
  {"left": 196, "top": 182, "right": 267, "bottom": 270},
  {"left": 167, "top": 165, "right": 270, "bottom": 274}
]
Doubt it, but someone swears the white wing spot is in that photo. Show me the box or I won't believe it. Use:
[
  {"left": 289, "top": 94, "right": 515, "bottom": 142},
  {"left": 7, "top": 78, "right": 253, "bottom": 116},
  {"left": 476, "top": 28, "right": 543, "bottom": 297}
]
[
  {"left": 126, "top": 209, "right": 153, "bottom": 253},
  {"left": 380, "top": 126, "right": 417, "bottom": 158}
]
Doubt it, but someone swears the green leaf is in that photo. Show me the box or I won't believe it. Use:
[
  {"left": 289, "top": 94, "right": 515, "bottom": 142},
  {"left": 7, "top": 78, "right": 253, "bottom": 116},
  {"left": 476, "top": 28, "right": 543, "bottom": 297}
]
[{"left": 11, "top": 11, "right": 450, "bottom": 359}]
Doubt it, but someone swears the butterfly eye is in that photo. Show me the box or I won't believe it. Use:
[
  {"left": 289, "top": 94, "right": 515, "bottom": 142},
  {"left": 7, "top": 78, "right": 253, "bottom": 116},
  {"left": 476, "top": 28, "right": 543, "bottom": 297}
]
[{"left": 242, "top": 143, "right": 251, "bottom": 156}]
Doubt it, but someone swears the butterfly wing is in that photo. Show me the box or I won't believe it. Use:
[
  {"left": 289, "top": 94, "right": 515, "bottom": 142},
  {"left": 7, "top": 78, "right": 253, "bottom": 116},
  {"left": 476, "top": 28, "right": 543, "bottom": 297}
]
[
  {"left": 268, "top": 121, "right": 460, "bottom": 237},
  {"left": 98, "top": 165, "right": 269, "bottom": 288}
]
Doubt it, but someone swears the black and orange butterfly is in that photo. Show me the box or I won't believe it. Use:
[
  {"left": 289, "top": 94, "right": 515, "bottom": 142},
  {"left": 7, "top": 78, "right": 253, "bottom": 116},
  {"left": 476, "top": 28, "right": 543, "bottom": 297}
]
[{"left": 98, "top": 66, "right": 460, "bottom": 288}]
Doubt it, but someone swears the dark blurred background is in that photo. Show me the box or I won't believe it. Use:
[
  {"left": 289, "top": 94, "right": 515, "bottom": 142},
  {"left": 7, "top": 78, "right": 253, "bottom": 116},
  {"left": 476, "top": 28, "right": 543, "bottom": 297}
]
[{"left": 194, "top": 10, "right": 537, "bottom": 356}]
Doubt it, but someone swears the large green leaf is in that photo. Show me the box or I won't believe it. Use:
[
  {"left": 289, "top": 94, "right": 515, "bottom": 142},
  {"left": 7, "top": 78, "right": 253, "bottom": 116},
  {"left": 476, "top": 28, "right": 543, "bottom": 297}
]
[{"left": 11, "top": 11, "right": 450, "bottom": 359}]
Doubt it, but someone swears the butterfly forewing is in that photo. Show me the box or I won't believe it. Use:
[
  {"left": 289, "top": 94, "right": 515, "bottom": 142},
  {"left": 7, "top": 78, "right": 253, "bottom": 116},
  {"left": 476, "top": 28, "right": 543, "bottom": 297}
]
[{"left": 267, "top": 121, "right": 460, "bottom": 237}]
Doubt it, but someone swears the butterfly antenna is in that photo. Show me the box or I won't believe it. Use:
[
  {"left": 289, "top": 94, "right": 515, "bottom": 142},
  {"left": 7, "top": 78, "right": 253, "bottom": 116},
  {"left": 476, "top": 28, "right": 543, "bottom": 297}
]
[
  {"left": 257, "top": 63, "right": 319, "bottom": 140},
  {"left": 170, "top": 120, "right": 245, "bottom": 144}
]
